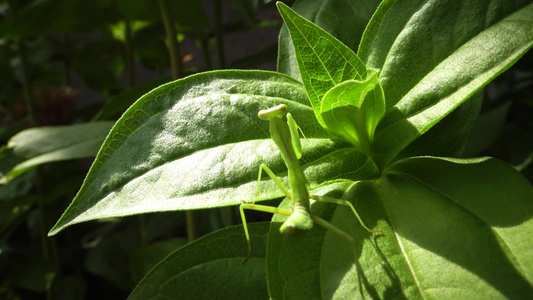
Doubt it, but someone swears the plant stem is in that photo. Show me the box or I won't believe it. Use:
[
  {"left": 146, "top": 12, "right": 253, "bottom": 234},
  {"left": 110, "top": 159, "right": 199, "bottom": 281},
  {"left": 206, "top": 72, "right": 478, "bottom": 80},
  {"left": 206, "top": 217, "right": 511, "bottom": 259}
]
[
  {"left": 214, "top": 0, "right": 225, "bottom": 68},
  {"left": 158, "top": 0, "right": 200, "bottom": 242},
  {"left": 124, "top": 20, "right": 135, "bottom": 87},
  {"left": 18, "top": 39, "right": 46, "bottom": 255},
  {"left": 515, "top": 153, "right": 533, "bottom": 172},
  {"left": 200, "top": 34, "right": 213, "bottom": 70},
  {"left": 64, "top": 34, "right": 72, "bottom": 86},
  {"left": 138, "top": 214, "right": 147, "bottom": 246},
  {"left": 18, "top": 37, "right": 59, "bottom": 300},
  {"left": 158, "top": 0, "right": 183, "bottom": 79},
  {"left": 186, "top": 212, "right": 199, "bottom": 242}
]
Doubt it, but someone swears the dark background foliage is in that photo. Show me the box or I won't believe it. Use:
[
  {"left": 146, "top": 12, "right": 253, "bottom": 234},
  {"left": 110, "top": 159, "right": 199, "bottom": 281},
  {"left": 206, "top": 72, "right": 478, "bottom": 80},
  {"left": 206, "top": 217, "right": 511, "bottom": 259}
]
[
  {"left": 1, "top": 0, "right": 283, "bottom": 298},
  {"left": 0, "top": 0, "right": 531, "bottom": 299}
]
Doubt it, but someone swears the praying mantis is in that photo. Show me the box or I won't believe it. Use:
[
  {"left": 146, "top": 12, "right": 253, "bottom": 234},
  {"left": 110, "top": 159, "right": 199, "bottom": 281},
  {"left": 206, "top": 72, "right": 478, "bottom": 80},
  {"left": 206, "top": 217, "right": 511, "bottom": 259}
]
[{"left": 240, "top": 104, "right": 381, "bottom": 261}]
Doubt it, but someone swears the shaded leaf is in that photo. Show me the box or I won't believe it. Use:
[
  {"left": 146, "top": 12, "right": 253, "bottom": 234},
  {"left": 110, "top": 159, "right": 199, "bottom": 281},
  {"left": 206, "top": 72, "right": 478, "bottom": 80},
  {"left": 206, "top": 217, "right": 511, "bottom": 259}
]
[
  {"left": 397, "top": 92, "right": 483, "bottom": 160},
  {"left": 129, "top": 238, "right": 188, "bottom": 283},
  {"left": 4, "top": 254, "right": 56, "bottom": 292},
  {"left": 360, "top": 0, "right": 533, "bottom": 167},
  {"left": 129, "top": 223, "right": 269, "bottom": 299},
  {"left": 85, "top": 228, "right": 139, "bottom": 291},
  {"left": 463, "top": 102, "right": 512, "bottom": 157},
  {"left": 6, "top": 122, "right": 113, "bottom": 180},
  {"left": 267, "top": 157, "right": 533, "bottom": 299}
]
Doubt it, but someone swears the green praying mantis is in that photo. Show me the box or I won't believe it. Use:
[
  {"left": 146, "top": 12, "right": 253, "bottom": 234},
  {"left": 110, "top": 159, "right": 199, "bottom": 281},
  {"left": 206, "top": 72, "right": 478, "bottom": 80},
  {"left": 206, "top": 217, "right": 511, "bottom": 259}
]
[{"left": 240, "top": 104, "right": 381, "bottom": 262}]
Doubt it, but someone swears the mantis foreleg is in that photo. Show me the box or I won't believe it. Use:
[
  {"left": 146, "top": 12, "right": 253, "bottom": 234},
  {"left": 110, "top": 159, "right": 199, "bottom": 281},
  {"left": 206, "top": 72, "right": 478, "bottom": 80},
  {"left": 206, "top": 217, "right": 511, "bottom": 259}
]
[{"left": 256, "top": 164, "right": 291, "bottom": 199}]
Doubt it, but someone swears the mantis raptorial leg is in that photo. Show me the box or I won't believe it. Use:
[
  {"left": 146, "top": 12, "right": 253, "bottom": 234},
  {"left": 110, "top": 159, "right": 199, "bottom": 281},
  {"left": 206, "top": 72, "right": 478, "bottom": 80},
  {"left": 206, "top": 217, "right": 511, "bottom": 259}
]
[{"left": 240, "top": 104, "right": 381, "bottom": 263}]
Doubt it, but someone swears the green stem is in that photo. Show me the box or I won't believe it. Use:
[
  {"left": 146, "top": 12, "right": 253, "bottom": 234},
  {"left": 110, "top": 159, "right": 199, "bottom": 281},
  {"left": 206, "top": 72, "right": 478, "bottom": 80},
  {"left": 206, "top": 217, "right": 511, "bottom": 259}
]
[
  {"left": 200, "top": 34, "right": 213, "bottom": 70},
  {"left": 19, "top": 37, "right": 61, "bottom": 300},
  {"left": 159, "top": 0, "right": 200, "bottom": 241},
  {"left": 138, "top": 214, "right": 147, "bottom": 247},
  {"left": 515, "top": 153, "right": 533, "bottom": 172},
  {"left": 64, "top": 34, "right": 72, "bottom": 86},
  {"left": 124, "top": 20, "right": 135, "bottom": 87},
  {"left": 214, "top": 0, "right": 225, "bottom": 68},
  {"left": 186, "top": 212, "right": 199, "bottom": 242},
  {"left": 158, "top": 0, "right": 183, "bottom": 79},
  {"left": 18, "top": 38, "right": 48, "bottom": 256}
]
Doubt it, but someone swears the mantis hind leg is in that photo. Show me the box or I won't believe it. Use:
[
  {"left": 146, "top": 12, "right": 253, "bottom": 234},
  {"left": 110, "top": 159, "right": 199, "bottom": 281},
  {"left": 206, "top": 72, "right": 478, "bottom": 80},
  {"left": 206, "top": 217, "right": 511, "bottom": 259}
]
[
  {"left": 312, "top": 215, "right": 355, "bottom": 246},
  {"left": 313, "top": 215, "right": 367, "bottom": 298},
  {"left": 310, "top": 195, "right": 382, "bottom": 234},
  {"left": 239, "top": 203, "right": 292, "bottom": 264},
  {"left": 239, "top": 203, "right": 359, "bottom": 264}
]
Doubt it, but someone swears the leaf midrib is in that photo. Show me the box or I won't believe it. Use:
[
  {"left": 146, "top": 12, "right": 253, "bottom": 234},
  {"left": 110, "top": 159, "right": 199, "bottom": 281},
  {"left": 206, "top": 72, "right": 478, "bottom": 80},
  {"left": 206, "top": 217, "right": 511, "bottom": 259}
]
[
  {"left": 389, "top": 167, "right": 527, "bottom": 282},
  {"left": 375, "top": 179, "right": 427, "bottom": 299}
]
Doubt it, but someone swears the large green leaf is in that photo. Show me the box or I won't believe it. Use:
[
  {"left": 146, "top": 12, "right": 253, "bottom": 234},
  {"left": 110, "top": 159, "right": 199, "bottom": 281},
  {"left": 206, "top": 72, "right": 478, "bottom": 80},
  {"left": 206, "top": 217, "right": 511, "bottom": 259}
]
[
  {"left": 129, "top": 223, "right": 269, "bottom": 299},
  {"left": 279, "top": 1, "right": 532, "bottom": 168},
  {"left": 48, "top": 70, "right": 379, "bottom": 235},
  {"left": 397, "top": 92, "right": 483, "bottom": 160},
  {"left": 277, "top": 0, "right": 382, "bottom": 79},
  {"left": 266, "top": 157, "right": 533, "bottom": 299},
  {"left": 5, "top": 122, "right": 113, "bottom": 181},
  {"left": 360, "top": 0, "right": 533, "bottom": 167},
  {"left": 277, "top": 2, "right": 368, "bottom": 128}
]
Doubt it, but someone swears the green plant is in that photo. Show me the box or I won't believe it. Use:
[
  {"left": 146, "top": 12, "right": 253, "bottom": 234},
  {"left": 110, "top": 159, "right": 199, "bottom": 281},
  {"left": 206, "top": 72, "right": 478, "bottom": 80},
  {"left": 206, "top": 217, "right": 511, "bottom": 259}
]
[
  {"left": 4, "top": 0, "right": 533, "bottom": 299},
  {"left": 0, "top": 0, "right": 280, "bottom": 298},
  {"left": 46, "top": 1, "right": 533, "bottom": 298}
]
